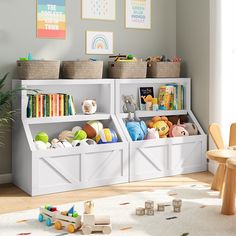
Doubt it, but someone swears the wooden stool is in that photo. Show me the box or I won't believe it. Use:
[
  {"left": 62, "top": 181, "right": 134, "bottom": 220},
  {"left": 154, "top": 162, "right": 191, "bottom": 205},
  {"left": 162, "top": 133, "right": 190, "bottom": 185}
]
[{"left": 221, "top": 159, "right": 236, "bottom": 215}]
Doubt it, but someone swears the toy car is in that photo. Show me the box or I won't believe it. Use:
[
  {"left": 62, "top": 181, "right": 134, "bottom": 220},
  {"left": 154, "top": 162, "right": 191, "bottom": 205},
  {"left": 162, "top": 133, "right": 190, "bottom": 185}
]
[{"left": 38, "top": 206, "right": 58, "bottom": 226}]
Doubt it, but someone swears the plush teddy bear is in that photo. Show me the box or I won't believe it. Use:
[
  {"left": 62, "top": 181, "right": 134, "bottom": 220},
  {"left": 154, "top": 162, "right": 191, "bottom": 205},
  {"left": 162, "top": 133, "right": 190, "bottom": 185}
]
[
  {"left": 169, "top": 124, "right": 189, "bottom": 137},
  {"left": 147, "top": 116, "right": 173, "bottom": 138}
]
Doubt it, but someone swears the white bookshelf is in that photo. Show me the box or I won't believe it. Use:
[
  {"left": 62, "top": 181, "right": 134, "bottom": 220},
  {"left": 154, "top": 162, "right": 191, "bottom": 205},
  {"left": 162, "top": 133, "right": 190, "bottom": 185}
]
[
  {"left": 115, "top": 78, "right": 207, "bottom": 181},
  {"left": 12, "top": 79, "right": 128, "bottom": 196}
]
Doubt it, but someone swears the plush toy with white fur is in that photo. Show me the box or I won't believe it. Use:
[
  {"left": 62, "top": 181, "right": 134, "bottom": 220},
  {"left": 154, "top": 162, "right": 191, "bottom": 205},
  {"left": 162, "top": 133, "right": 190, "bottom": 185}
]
[
  {"left": 146, "top": 128, "right": 159, "bottom": 140},
  {"left": 82, "top": 100, "right": 97, "bottom": 115}
]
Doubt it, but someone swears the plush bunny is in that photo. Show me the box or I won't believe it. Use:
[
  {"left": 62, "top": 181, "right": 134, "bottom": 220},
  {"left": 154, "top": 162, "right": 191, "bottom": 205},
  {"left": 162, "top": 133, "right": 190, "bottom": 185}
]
[{"left": 146, "top": 128, "right": 159, "bottom": 140}]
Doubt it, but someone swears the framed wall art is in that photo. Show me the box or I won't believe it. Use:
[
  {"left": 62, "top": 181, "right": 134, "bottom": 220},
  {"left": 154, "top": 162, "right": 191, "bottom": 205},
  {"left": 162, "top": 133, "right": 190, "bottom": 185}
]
[
  {"left": 126, "top": 0, "right": 151, "bottom": 29},
  {"left": 37, "top": 0, "right": 66, "bottom": 39},
  {"left": 86, "top": 31, "right": 114, "bottom": 55},
  {"left": 82, "top": 0, "right": 116, "bottom": 21}
]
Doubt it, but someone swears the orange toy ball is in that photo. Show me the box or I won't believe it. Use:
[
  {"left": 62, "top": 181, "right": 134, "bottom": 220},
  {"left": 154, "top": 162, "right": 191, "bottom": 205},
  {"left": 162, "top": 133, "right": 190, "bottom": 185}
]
[{"left": 83, "top": 121, "right": 104, "bottom": 139}]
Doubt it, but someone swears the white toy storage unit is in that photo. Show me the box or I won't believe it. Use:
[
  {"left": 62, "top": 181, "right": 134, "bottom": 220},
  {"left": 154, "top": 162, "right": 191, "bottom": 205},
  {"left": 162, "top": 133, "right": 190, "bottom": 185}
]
[
  {"left": 115, "top": 78, "right": 207, "bottom": 182},
  {"left": 12, "top": 78, "right": 207, "bottom": 196},
  {"left": 12, "top": 80, "right": 128, "bottom": 196}
]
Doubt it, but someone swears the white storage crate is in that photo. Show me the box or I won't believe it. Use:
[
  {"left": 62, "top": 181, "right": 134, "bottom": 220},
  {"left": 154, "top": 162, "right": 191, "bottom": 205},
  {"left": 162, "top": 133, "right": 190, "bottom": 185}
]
[
  {"left": 12, "top": 80, "right": 128, "bottom": 196},
  {"left": 115, "top": 79, "right": 207, "bottom": 181}
]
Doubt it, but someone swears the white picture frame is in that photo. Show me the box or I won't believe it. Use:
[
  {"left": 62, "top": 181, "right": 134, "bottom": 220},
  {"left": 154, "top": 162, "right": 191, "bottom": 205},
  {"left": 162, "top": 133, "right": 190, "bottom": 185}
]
[
  {"left": 126, "top": 0, "right": 151, "bottom": 29},
  {"left": 86, "top": 31, "right": 114, "bottom": 55},
  {"left": 82, "top": 0, "right": 116, "bottom": 21}
]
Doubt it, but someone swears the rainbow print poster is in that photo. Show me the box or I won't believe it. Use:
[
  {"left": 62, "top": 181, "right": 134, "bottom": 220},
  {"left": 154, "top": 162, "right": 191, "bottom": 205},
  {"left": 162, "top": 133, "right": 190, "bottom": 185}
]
[
  {"left": 86, "top": 31, "right": 113, "bottom": 55},
  {"left": 126, "top": 0, "right": 151, "bottom": 29},
  {"left": 37, "top": 0, "right": 66, "bottom": 39}
]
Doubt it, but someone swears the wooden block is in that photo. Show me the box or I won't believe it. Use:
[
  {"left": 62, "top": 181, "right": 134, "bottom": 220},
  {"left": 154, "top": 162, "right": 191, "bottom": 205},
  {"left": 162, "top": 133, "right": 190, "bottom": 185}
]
[
  {"left": 157, "top": 203, "right": 165, "bottom": 212},
  {"left": 145, "top": 200, "right": 154, "bottom": 209},
  {"left": 173, "top": 199, "right": 182, "bottom": 213},
  {"left": 145, "top": 208, "right": 154, "bottom": 216},
  {"left": 136, "top": 207, "right": 145, "bottom": 216},
  {"left": 84, "top": 200, "right": 94, "bottom": 214}
]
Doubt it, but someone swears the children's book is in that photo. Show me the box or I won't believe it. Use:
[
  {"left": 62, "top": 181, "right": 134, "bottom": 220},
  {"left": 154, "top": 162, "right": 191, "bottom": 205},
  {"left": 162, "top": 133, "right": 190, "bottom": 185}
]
[{"left": 139, "top": 87, "right": 154, "bottom": 111}]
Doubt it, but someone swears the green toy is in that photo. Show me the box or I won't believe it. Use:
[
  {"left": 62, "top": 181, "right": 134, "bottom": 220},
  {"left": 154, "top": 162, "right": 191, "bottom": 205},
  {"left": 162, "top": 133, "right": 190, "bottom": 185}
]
[
  {"left": 127, "top": 54, "right": 134, "bottom": 60},
  {"left": 35, "top": 132, "right": 49, "bottom": 143},
  {"left": 74, "top": 130, "right": 87, "bottom": 140}
]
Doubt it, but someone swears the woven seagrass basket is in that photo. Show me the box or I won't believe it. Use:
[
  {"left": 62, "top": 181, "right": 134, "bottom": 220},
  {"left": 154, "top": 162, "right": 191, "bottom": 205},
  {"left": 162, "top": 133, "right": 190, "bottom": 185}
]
[
  {"left": 108, "top": 61, "right": 147, "bottom": 79},
  {"left": 61, "top": 61, "right": 103, "bottom": 79},
  {"left": 17, "top": 60, "right": 60, "bottom": 80},
  {"left": 147, "top": 62, "right": 180, "bottom": 78}
]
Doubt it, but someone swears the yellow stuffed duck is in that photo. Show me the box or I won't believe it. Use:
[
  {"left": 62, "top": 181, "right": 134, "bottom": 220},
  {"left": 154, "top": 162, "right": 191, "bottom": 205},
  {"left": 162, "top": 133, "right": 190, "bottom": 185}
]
[{"left": 147, "top": 116, "right": 173, "bottom": 138}]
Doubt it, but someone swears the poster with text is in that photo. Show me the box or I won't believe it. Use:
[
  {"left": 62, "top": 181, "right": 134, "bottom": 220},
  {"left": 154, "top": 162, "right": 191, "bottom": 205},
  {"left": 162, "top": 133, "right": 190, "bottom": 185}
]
[
  {"left": 126, "top": 0, "right": 151, "bottom": 29},
  {"left": 37, "top": 0, "right": 66, "bottom": 39},
  {"left": 86, "top": 31, "right": 113, "bottom": 55},
  {"left": 82, "top": 0, "right": 116, "bottom": 20}
]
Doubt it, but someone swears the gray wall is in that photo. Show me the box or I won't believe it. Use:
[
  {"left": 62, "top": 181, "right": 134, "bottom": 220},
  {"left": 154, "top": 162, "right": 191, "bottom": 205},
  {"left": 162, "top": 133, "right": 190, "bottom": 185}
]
[
  {"left": 176, "top": 0, "right": 210, "bottom": 131},
  {"left": 0, "top": 0, "right": 177, "bottom": 175}
]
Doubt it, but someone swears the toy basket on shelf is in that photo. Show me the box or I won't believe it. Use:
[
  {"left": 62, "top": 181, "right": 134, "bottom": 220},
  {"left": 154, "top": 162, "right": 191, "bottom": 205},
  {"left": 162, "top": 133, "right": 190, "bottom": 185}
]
[
  {"left": 17, "top": 60, "right": 60, "bottom": 80},
  {"left": 61, "top": 61, "right": 103, "bottom": 79},
  {"left": 147, "top": 62, "right": 181, "bottom": 78},
  {"left": 108, "top": 61, "right": 147, "bottom": 79}
]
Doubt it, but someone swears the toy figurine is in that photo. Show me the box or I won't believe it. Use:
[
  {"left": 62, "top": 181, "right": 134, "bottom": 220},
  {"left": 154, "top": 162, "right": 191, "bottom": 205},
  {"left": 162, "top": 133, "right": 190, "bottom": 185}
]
[
  {"left": 84, "top": 200, "right": 94, "bottom": 214},
  {"left": 82, "top": 100, "right": 97, "bottom": 115}
]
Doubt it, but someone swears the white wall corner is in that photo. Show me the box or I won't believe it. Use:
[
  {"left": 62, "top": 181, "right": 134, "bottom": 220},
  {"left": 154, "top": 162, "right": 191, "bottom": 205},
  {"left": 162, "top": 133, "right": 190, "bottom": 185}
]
[{"left": 0, "top": 173, "right": 12, "bottom": 184}]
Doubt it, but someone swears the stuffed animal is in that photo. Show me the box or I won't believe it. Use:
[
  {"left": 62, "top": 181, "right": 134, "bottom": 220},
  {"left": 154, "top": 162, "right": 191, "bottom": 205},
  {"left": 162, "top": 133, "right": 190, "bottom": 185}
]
[
  {"left": 146, "top": 128, "right": 159, "bottom": 140},
  {"left": 183, "top": 123, "right": 198, "bottom": 135},
  {"left": 169, "top": 124, "right": 189, "bottom": 137},
  {"left": 122, "top": 95, "right": 138, "bottom": 113},
  {"left": 147, "top": 116, "right": 172, "bottom": 138},
  {"left": 82, "top": 100, "right": 97, "bottom": 115},
  {"left": 126, "top": 120, "right": 147, "bottom": 141}
]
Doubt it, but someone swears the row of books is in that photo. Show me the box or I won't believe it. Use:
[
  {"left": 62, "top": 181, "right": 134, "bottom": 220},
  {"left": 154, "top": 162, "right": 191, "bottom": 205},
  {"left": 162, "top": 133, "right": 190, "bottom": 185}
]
[
  {"left": 27, "top": 93, "right": 76, "bottom": 118},
  {"left": 158, "top": 84, "right": 184, "bottom": 110}
]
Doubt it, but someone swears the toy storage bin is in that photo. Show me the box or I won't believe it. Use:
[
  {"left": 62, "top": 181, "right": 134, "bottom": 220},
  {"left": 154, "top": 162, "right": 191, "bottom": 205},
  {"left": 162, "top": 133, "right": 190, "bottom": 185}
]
[
  {"left": 118, "top": 112, "right": 207, "bottom": 182},
  {"left": 13, "top": 118, "right": 128, "bottom": 196},
  {"left": 108, "top": 61, "right": 147, "bottom": 79},
  {"left": 147, "top": 62, "right": 180, "bottom": 78},
  {"left": 17, "top": 60, "right": 60, "bottom": 80},
  {"left": 61, "top": 61, "right": 103, "bottom": 79}
]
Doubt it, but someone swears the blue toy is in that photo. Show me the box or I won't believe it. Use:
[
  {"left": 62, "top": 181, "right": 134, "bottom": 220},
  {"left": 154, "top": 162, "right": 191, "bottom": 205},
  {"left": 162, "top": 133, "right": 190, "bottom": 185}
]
[
  {"left": 126, "top": 120, "right": 147, "bottom": 141},
  {"left": 96, "top": 128, "right": 118, "bottom": 144},
  {"left": 68, "top": 206, "right": 74, "bottom": 215}
]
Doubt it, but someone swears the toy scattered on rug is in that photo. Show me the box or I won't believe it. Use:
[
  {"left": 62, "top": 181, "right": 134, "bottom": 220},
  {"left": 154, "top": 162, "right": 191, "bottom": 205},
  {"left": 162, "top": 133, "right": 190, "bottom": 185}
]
[
  {"left": 157, "top": 203, "right": 165, "bottom": 212},
  {"left": 82, "top": 100, "right": 97, "bottom": 115},
  {"left": 122, "top": 95, "right": 138, "bottom": 114},
  {"left": 96, "top": 128, "right": 118, "bottom": 144},
  {"left": 147, "top": 116, "right": 173, "bottom": 138},
  {"left": 84, "top": 200, "right": 94, "bottom": 214},
  {"left": 38, "top": 204, "right": 59, "bottom": 226},
  {"left": 54, "top": 206, "right": 82, "bottom": 233},
  {"left": 172, "top": 199, "right": 182, "bottom": 213}
]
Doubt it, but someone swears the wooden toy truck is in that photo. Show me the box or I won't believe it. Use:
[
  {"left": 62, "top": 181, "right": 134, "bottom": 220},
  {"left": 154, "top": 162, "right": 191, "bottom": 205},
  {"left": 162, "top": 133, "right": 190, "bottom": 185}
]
[
  {"left": 38, "top": 207, "right": 59, "bottom": 226},
  {"left": 81, "top": 214, "right": 112, "bottom": 235},
  {"left": 54, "top": 213, "right": 82, "bottom": 233}
]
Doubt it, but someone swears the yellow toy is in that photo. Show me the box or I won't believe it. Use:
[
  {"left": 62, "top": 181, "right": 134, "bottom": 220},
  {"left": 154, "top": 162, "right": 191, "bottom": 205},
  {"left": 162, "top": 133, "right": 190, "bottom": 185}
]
[
  {"left": 147, "top": 116, "right": 172, "bottom": 138},
  {"left": 141, "top": 95, "right": 153, "bottom": 103}
]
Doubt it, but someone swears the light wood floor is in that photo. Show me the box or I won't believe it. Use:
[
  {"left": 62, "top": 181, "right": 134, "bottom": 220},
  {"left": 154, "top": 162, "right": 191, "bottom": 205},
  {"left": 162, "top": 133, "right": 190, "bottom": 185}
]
[{"left": 0, "top": 172, "right": 213, "bottom": 214}]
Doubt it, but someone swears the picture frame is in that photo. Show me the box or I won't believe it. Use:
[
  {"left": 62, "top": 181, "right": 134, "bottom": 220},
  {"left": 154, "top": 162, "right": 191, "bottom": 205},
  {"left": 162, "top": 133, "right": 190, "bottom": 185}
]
[
  {"left": 82, "top": 0, "right": 116, "bottom": 21},
  {"left": 86, "top": 31, "right": 114, "bottom": 55},
  {"left": 139, "top": 87, "right": 154, "bottom": 111},
  {"left": 36, "top": 0, "right": 66, "bottom": 39},
  {"left": 125, "top": 0, "right": 151, "bottom": 29}
]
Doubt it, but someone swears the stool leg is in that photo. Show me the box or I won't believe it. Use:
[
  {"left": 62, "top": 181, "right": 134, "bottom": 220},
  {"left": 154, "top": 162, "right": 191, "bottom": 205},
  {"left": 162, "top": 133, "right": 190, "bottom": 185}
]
[
  {"left": 221, "top": 168, "right": 236, "bottom": 215},
  {"left": 211, "top": 163, "right": 226, "bottom": 191}
]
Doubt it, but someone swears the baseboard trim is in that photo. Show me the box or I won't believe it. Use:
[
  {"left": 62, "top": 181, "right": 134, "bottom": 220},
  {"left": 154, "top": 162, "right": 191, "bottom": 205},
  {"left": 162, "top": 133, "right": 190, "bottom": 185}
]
[
  {"left": 208, "top": 160, "right": 217, "bottom": 174},
  {"left": 0, "top": 173, "right": 12, "bottom": 184}
]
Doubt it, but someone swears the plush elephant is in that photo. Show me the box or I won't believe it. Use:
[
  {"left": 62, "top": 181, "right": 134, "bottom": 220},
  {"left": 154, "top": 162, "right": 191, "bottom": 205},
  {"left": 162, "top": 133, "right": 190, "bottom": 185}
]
[{"left": 126, "top": 120, "right": 147, "bottom": 141}]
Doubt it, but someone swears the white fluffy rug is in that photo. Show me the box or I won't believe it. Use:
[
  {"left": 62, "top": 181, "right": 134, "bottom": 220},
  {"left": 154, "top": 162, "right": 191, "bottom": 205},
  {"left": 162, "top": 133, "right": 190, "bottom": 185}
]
[{"left": 1, "top": 184, "right": 236, "bottom": 236}]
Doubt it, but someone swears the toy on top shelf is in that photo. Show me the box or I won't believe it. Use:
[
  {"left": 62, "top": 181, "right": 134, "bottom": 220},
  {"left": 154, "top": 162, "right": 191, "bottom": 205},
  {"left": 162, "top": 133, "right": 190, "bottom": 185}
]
[
  {"left": 81, "top": 214, "right": 112, "bottom": 235},
  {"left": 82, "top": 100, "right": 97, "bottom": 115},
  {"left": 147, "top": 116, "right": 173, "bottom": 138},
  {"left": 54, "top": 205, "right": 82, "bottom": 233},
  {"left": 95, "top": 128, "right": 118, "bottom": 144},
  {"left": 109, "top": 53, "right": 138, "bottom": 62},
  {"left": 122, "top": 95, "right": 138, "bottom": 114},
  {"left": 38, "top": 205, "right": 59, "bottom": 226}
]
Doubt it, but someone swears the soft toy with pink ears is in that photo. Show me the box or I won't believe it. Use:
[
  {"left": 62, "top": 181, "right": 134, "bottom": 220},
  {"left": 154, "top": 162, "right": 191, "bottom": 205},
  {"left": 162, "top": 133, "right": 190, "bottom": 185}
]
[{"left": 169, "top": 120, "right": 189, "bottom": 137}]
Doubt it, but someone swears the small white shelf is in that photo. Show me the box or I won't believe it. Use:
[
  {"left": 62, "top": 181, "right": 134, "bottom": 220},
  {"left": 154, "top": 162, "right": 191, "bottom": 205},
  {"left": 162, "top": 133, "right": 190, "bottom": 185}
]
[
  {"left": 120, "top": 110, "right": 188, "bottom": 119},
  {"left": 26, "top": 113, "right": 111, "bottom": 124}
]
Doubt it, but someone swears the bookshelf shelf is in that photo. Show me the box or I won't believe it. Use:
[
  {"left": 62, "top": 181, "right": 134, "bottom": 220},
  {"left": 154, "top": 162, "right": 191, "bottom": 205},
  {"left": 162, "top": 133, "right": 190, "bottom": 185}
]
[{"left": 26, "top": 113, "right": 111, "bottom": 124}]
